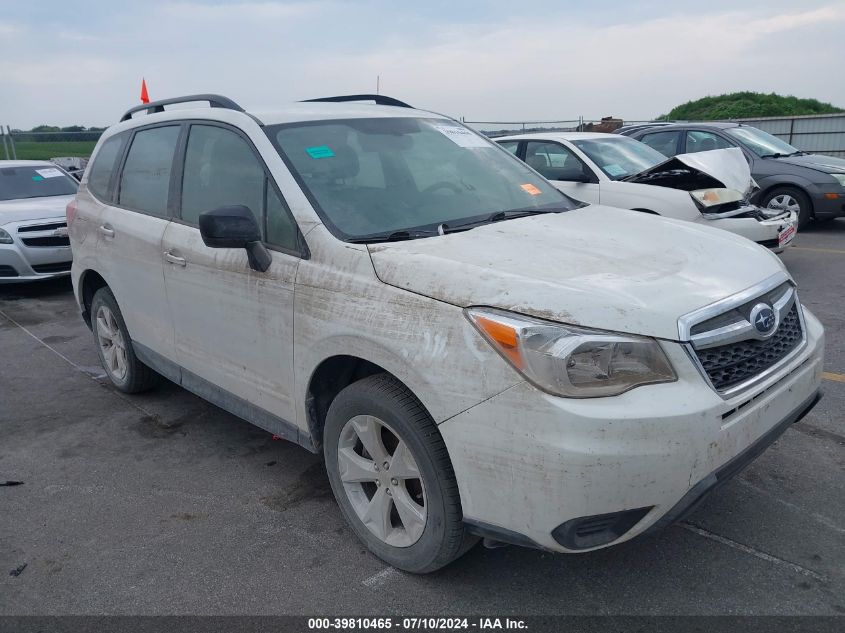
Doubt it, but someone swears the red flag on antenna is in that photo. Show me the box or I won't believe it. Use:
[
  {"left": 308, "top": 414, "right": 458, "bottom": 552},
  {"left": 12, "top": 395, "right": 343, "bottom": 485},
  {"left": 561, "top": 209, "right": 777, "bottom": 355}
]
[{"left": 140, "top": 79, "right": 150, "bottom": 104}]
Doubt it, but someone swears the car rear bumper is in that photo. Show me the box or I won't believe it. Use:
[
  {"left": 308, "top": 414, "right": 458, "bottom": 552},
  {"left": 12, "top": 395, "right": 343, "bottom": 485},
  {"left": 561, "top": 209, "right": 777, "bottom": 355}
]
[{"left": 441, "top": 309, "right": 824, "bottom": 553}]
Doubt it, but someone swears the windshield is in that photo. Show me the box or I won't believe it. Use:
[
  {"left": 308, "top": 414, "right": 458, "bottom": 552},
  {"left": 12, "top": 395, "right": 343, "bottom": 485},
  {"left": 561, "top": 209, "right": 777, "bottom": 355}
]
[
  {"left": 0, "top": 165, "right": 78, "bottom": 201},
  {"left": 570, "top": 137, "right": 667, "bottom": 180},
  {"left": 725, "top": 126, "right": 799, "bottom": 157},
  {"left": 268, "top": 117, "right": 574, "bottom": 240}
]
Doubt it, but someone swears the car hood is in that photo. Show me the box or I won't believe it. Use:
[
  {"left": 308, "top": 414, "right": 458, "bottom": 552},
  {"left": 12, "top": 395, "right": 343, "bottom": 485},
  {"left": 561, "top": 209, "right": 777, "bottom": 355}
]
[
  {"left": 773, "top": 153, "right": 845, "bottom": 174},
  {"left": 0, "top": 194, "right": 74, "bottom": 225},
  {"left": 625, "top": 148, "right": 754, "bottom": 196},
  {"left": 368, "top": 206, "right": 786, "bottom": 341}
]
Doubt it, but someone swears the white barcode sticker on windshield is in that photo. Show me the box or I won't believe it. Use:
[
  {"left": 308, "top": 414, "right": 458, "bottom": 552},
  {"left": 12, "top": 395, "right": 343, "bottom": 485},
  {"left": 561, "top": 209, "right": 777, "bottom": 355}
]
[
  {"left": 432, "top": 124, "right": 490, "bottom": 148},
  {"left": 35, "top": 168, "right": 64, "bottom": 178}
]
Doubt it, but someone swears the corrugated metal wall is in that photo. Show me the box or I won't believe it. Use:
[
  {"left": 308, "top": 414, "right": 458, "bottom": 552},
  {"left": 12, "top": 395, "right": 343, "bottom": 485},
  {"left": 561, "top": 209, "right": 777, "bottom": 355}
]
[{"left": 732, "top": 113, "right": 845, "bottom": 158}]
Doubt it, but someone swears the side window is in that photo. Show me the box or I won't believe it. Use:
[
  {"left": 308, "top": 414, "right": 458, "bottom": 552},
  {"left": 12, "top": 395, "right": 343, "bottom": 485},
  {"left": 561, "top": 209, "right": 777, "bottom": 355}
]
[
  {"left": 266, "top": 183, "right": 299, "bottom": 251},
  {"left": 685, "top": 130, "right": 734, "bottom": 154},
  {"left": 181, "top": 125, "right": 265, "bottom": 227},
  {"left": 639, "top": 131, "right": 681, "bottom": 157},
  {"left": 118, "top": 126, "right": 180, "bottom": 216},
  {"left": 524, "top": 141, "right": 587, "bottom": 181},
  {"left": 88, "top": 133, "right": 126, "bottom": 200},
  {"left": 498, "top": 141, "right": 519, "bottom": 155}
]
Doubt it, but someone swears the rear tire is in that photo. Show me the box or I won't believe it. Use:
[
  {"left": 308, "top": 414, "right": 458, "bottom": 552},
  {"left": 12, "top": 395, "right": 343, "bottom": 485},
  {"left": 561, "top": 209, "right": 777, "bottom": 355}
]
[
  {"left": 90, "top": 287, "right": 158, "bottom": 393},
  {"left": 324, "top": 373, "right": 477, "bottom": 573},
  {"left": 762, "top": 186, "right": 812, "bottom": 229}
]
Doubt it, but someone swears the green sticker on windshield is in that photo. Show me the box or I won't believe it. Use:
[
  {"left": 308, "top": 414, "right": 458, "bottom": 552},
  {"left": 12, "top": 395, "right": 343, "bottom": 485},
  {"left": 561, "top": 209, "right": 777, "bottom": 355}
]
[
  {"left": 306, "top": 145, "right": 334, "bottom": 159},
  {"left": 32, "top": 175, "right": 44, "bottom": 181}
]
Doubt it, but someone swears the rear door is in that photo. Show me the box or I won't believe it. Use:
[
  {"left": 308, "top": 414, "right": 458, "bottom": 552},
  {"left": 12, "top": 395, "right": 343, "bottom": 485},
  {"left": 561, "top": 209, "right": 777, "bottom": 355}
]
[
  {"left": 161, "top": 122, "right": 304, "bottom": 424},
  {"left": 523, "top": 141, "right": 601, "bottom": 204},
  {"left": 637, "top": 130, "right": 682, "bottom": 157},
  {"left": 97, "top": 124, "right": 179, "bottom": 360}
]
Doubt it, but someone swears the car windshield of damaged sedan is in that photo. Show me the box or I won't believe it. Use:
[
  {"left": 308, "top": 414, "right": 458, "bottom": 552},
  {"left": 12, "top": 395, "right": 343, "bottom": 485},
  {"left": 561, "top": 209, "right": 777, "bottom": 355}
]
[
  {"left": 569, "top": 136, "right": 668, "bottom": 180},
  {"left": 725, "top": 126, "right": 801, "bottom": 158},
  {"left": 269, "top": 117, "right": 575, "bottom": 241},
  {"left": 0, "top": 165, "right": 79, "bottom": 201}
]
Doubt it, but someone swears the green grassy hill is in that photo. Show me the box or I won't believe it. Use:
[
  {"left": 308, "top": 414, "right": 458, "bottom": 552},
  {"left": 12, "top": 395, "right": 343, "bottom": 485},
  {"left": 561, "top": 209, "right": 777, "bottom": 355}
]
[{"left": 661, "top": 92, "right": 844, "bottom": 121}]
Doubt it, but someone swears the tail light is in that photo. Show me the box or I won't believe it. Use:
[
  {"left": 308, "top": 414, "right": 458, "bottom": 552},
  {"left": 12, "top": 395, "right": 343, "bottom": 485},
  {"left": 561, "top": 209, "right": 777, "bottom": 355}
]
[{"left": 66, "top": 198, "right": 78, "bottom": 227}]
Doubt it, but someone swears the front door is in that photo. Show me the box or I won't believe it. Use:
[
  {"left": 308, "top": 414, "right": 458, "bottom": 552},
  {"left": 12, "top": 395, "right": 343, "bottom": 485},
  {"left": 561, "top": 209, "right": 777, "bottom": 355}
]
[{"left": 161, "top": 123, "right": 303, "bottom": 423}]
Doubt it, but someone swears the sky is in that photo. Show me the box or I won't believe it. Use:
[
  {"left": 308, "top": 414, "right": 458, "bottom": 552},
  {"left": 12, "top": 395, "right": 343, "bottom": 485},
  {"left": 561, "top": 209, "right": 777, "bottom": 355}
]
[{"left": 1, "top": 0, "right": 844, "bottom": 129}]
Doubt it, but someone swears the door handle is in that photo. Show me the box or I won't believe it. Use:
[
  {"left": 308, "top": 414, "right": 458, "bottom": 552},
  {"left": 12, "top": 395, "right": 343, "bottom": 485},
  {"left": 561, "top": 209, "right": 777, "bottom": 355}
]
[
  {"left": 163, "top": 251, "right": 187, "bottom": 267},
  {"left": 99, "top": 225, "right": 115, "bottom": 238}
]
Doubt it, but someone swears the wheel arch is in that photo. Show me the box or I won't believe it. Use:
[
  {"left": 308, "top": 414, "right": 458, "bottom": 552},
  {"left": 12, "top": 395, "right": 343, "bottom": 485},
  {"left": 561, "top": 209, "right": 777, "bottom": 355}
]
[
  {"left": 305, "top": 354, "right": 434, "bottom": 452},
  {"left": 756, "top": 181, "right": 815, "bottom": 217},
  {"left": 78, "top": 269, "right": 110, "bottom": 329}
]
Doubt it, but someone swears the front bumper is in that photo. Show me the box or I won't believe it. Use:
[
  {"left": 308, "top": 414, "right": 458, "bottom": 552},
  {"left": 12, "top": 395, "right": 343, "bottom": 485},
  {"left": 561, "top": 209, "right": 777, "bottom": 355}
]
[
  {"left": 810, "top": 191, "right": 845, "bottom": 220},
  {"left": 441, "top": 308, "right": 824, "bottom": 553},
  {"left": 0, "top": 217, "right": 72, "bottom": 283},
  {"left": 706, "top": 210, "right": 797, "bottom": 254}
]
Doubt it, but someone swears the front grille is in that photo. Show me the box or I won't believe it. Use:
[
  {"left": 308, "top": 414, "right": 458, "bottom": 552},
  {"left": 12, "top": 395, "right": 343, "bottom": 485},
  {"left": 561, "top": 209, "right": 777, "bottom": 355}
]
[
  {"left": 21, "top": 236, "right": 70, "bottom": 247},
  {"left": 0, "top": 265, "right": 19, "bottom": 277},
  {"left": 695, "top": 304, "right": 803, "bottom": 391},
  {"left": 32, "top": 261, "right": 72, "bottom": 274},
  {"left": 18, "top": 222, "right": 66, "bottom": 233}
]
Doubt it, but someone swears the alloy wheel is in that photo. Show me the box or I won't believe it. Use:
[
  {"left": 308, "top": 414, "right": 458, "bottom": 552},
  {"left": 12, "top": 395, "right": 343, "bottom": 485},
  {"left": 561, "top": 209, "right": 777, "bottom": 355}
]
[
  {"left": 337, "top": 415, "right": 427, "bottom": 547},
  {"left": 766, "top": 194, "right": 801, "bottom": 214},
  {"left": 95, "top": 305, "right": 128, "bottom": 381}
]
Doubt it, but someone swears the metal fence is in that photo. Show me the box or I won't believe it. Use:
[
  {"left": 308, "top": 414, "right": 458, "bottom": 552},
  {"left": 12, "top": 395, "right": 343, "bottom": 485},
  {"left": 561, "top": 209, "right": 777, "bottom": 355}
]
[
  {"left": 4, "top": 113, "right": 844, "bottom": 160},
  {"left": 463, "top": 113, "right": 845, "bottom": 158},
  {"left": 1, "top": 127, "right": 104, "bottom": 161},
  {"left": 462, "top": 117, "right": 653, "bottom": 137},
  {"left": 731, "top": 113, "right": 845, "bottom": 158}
]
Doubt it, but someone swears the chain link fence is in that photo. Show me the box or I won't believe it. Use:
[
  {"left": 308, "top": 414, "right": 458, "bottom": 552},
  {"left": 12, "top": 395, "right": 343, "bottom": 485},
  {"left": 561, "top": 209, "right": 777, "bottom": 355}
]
[{"left": 1, "top": 127, "right": 104, "bottom": 162}]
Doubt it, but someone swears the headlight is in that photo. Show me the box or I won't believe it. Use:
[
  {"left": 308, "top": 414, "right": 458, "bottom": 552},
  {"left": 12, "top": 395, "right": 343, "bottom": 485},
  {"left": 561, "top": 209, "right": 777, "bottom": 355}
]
[
  {"left": 466, "top": 307, "right": 676, "bottom": 398},
  {"left": 690, "top": 188, "right": 744, "bottom": 208},
  {"left": 829, "top": 173, "right": 845, "bottom": 187},
  {"left": 0, "top": 228, "right": 13, "bottom": 244}
]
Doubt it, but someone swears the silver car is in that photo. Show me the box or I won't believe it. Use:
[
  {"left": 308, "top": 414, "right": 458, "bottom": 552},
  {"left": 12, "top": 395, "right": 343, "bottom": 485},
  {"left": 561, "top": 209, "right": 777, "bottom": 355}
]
[{"left": 0, "top": 160, "right": 78, "bottom": 283}]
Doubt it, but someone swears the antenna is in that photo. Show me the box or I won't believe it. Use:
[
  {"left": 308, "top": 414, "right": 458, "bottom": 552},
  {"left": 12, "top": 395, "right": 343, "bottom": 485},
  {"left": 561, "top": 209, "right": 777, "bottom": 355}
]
[{"left": 376, "top": 75, "right": 380, "bottom": 95}]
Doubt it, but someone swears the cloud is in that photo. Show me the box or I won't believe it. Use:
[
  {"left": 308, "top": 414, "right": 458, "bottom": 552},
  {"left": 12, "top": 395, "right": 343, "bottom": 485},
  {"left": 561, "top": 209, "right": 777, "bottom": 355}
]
[
  {"left": 161, "top": 1, "right": 326, "bottom": 21},
  {"left": 0, "top": 2, "right": 843, "bottom": 127}
]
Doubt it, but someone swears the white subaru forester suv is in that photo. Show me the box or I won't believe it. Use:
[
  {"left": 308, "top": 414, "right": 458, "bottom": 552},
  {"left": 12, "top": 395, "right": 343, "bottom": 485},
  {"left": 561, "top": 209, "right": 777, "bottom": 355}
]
[{"left": 69, "top": 94, "right": 824, "bottom": 573}]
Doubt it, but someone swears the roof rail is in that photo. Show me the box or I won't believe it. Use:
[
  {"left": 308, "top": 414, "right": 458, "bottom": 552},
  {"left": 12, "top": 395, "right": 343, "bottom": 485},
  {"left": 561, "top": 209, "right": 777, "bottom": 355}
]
[
  {"left": 301, "top": 94, "right": 413, "bottom": 109},
  {"left": 119, "top": 94, "right": 245, "bottom": 122}
]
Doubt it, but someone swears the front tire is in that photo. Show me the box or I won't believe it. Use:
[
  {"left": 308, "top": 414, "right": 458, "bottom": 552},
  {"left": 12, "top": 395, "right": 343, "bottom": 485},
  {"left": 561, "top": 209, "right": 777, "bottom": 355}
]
[
  {"left": 762, "top": 186, "right": 812, "bottom": 229},
  {"left": 324, "top": 373, "right": 476, "bottom": 573},
  {"left": 90, "top": 287, "right": 158, "bottom": 393}
]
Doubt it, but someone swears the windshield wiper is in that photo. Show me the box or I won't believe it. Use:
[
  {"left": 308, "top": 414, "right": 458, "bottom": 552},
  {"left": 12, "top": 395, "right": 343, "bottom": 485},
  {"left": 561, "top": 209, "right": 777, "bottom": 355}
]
[
  {"left": 440, "top": 207, "right": 570, "bottom": 233},
  {"left": 345, "top": 206, "right": 571, "bottom": 243},
  {"left": 346, "top": 229, "right": 440, "bottom": 244}
]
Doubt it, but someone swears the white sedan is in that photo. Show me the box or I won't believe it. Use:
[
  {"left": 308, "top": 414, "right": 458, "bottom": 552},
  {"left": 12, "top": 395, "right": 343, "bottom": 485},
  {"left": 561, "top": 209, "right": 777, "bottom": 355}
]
[{"left": 497, "top": 132, "right": 797, "bottom": 253}]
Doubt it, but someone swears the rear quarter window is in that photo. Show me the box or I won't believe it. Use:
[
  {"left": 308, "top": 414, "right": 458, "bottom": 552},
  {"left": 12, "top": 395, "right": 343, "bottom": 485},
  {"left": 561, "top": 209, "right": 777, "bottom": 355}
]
[{"left": 87, "top": 133, "right": 127, "bottom": 200}]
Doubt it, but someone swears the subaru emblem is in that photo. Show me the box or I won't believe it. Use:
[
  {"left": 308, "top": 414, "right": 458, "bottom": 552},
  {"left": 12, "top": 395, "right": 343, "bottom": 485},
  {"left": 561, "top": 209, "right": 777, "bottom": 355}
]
[{"left": 750, "top": 303, "right": 777, "bottom": 336}]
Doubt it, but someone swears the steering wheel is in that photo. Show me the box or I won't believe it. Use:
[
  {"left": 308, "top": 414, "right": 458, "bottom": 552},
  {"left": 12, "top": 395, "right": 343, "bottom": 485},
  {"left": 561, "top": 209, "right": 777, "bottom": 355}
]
[{"left": 422, "top": 181, "right": 463, "bottom": 195}]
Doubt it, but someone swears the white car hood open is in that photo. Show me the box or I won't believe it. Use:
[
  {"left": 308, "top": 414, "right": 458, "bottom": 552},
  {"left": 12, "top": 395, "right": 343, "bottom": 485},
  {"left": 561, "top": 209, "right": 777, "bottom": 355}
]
[
  {"left": 368, "top": 206, "right": 786, "bottom": 341},
  {"left": 0, "top": 194, "right": 75, "bottom": 225},
  {"left": 627, "top": 148, "right": 754, "bottom": 196}
]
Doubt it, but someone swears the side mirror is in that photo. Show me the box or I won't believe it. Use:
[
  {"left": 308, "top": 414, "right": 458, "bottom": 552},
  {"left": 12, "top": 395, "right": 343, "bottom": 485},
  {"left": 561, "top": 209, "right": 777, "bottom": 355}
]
[{"left": 199, "top": 205, "right": 272, "bottom": 273}]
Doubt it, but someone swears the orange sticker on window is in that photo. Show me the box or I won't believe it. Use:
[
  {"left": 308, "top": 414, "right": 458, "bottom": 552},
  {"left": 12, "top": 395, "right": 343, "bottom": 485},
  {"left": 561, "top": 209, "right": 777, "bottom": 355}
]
[{"left": 520, "top": 183, "right": 542, "bottom": 196}]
